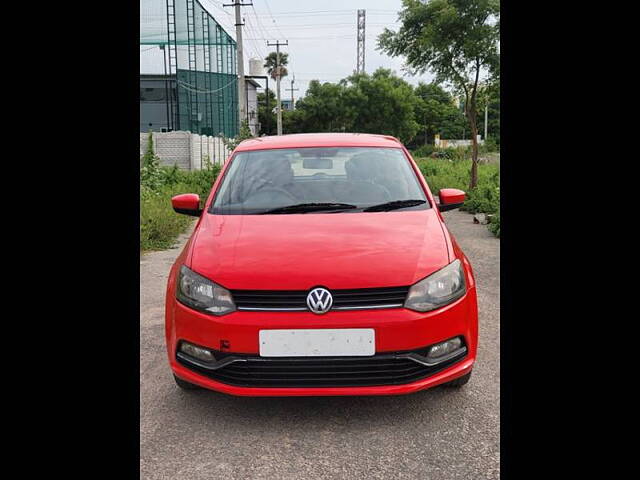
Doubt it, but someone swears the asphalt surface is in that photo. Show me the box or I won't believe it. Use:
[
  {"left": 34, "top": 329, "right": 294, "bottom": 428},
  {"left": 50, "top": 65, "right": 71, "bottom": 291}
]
[{"left": 140, "top": 209, "right": 500, "bottom": 479}]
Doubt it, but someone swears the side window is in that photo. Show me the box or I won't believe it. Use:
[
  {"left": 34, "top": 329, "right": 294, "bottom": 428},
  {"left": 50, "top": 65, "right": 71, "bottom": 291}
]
[{"left": 140, "top": 87, "right": 166, "bottom": 102}]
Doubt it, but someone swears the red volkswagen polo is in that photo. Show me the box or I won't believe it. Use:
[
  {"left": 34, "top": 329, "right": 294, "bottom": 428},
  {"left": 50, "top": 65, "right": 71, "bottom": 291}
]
[{"left": 165, "top": 133, "right": 477, "bottom": 396}]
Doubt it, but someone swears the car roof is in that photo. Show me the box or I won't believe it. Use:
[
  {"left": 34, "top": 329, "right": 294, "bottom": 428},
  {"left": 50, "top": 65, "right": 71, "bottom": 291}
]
[{"left": 234, "top": 133, "right": 403, "bottom": 152}]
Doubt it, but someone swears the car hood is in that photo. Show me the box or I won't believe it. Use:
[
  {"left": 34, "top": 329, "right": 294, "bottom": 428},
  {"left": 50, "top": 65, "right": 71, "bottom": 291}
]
[{"left": 189, "top": 209, "right": 450, "bottom": 290}]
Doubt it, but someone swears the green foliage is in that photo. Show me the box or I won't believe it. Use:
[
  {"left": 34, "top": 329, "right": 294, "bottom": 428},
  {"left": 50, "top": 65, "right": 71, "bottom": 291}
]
[
  {"left": 286, "top": 69, "right": 421, "bottom": 143},
  {"left": 257, "top": 89, "right": 277, "bottom": 136},
  {"left": 415, "top": 157, "right": 500, "bottom": 237},
  {"left": 140, "top": 131, "right": 164, "bottom": 189},
  {"left": 140, "top": 182, "right": 197, "bottom": 251},
  {"left": 223, "top": 120, "right": 254, "bottom": 151},
  {"left": 488, "top": 211, "right": 500, "bottom": 237},
  {"left": 264, "top": 51, "right": 289, "bottom": 80},
  {"left": 378, "top": 0, "right": 500, "bottom": 187},
  {"left": 140, "top": 157, "right": 221, "bottom": 251},
  {"left": 463, "top": 182, "right": 500, "bottom": 215},
  {"left": 377, "top": 0, "right": 500, "bottom": 93},
  {"left": 411, "top": 82, "right": 467, "bottom": 147},
  {"left": 412, "top": 144, "right": 436, "bottom": 157},
  {"left": 432, "top": 147, "right": 469, "bottom": 161},
  {"left": 480, "top": 138, "right": 499, "bottom": 153}
]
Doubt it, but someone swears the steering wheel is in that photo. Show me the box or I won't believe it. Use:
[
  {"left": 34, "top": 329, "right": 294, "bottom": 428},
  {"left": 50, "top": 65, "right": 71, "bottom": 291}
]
[
  {"left": 244, "top": 186, "right": 298, "bottom": 204},
  {"left": 363, "top": 180, "right": 393, "bottom": 201}
]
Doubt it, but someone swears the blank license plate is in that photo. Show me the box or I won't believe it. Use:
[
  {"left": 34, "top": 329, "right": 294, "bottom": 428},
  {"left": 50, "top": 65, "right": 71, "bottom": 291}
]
[{"left": 259, "top": 329, "right": 375, "bottom": 357}]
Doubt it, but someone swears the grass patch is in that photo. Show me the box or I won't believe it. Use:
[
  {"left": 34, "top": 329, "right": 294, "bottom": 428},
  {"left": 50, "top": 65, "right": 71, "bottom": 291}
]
[
  {"left": 140, "top": 166, "right": 221, "bottom": 252},
  {"left": 141, "top": 183, "right": 198, "bottom": 251},
  {"left": 140, "top": 131, "right": 221, "bottom": 251}
]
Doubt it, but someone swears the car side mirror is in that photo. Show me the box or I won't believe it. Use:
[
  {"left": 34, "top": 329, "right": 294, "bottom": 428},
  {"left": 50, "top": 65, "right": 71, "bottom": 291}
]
[
  {"left": 171, "top": 194, "right": 202, "bottom": 217},
  {"left": 438, "top": 188, "right": 466, "bottom": 212}
]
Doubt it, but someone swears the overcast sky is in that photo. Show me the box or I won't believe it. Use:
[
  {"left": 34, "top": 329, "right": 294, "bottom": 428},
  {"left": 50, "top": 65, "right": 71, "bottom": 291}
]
[{"left": 140, "top": 0, "right": 436, "bottom": 98}]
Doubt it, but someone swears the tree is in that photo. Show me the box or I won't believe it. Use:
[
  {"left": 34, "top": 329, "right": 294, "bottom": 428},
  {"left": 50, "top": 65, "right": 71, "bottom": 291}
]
[
  {"left": 345, "top": 69, "right": 420, "bottom": 143},
  {"left": 412, "top": 82, "right": 467, "bottom": 147},
  {"left": 293, "top": 80, "right": 353, "bottom": 133},
  {"left": 378, "top": 0, "right": 500, "bottom": 188},
  {"left": 291, "top": 69, "right": 422, "bottom": 144},
  {"left": 264, "top": 52, "right": 289, "bottom": 80},
  {"left": 476, "top": 74, "right": 500, "bottom": 146}
]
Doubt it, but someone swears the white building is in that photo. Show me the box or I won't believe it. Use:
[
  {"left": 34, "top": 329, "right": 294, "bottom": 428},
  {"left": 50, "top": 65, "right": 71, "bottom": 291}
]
[{"left": 245, "top": 78, "right": 260, "bottom": 136}]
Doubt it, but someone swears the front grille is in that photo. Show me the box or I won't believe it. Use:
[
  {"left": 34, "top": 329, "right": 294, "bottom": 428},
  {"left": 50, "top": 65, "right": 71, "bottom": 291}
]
[
  {"left": 177, "top": 347, "right": 464, "bottom": 388},
  {"left": 231, "top": 286, "right": 410, "bottom": 311}
]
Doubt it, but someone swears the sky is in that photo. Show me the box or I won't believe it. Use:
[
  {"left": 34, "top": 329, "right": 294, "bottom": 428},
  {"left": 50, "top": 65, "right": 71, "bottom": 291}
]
[{"left": 140, "top": 0, "right": 436, "bottom": 99}]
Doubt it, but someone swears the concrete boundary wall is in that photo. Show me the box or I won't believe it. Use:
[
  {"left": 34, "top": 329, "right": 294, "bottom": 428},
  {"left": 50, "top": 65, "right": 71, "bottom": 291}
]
[
  {"left": 140, "top": 131, "right": 231, "bottom": 170},
  {"left": 435, "top": 134, "right": 484, "bottom": 149}
]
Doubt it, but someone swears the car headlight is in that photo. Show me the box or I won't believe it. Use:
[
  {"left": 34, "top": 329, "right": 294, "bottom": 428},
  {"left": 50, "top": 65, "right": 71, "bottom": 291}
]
[
  {"left": 176, "top": 265, "right": 236, "bottom": 316},
  {"left": 404, "top": 259, "right": 466, "bottom": 312}
]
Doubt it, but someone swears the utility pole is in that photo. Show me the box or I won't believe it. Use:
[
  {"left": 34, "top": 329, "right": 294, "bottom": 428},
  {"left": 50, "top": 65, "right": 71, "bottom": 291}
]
[
  {"left": 224, "top": 1, "right": 252, "bottom": 130},
  {"left": 286, "top": 73, "right": 299, "bottom": 110},
  {"left": 356, "top": 9, "right": 366, "bottom": 74},
  {"left": 267, "top": 40, "right": 288, "bottom": 135},
  {"left": 160, "top": 44, "right": 170, "bottom": 131},
  {"left": 484, "top": 103, "right": 488, "bottom": 141}
]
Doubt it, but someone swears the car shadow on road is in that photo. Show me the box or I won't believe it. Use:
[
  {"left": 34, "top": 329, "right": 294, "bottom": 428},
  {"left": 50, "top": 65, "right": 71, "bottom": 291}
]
[{"left": 168, "top": 382, "right": 474, "bottom": 429}]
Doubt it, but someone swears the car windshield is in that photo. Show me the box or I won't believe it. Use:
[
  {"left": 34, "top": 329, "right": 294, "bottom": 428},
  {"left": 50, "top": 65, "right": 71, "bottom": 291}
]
[{"left": 210, "top": 147, "right": 429, "bottom": 215}]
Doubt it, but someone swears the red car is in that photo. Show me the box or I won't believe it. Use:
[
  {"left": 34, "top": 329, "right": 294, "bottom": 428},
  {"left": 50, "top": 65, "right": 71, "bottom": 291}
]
[{"left": 165, "top": 133, "right": 477, "bottom": 396}]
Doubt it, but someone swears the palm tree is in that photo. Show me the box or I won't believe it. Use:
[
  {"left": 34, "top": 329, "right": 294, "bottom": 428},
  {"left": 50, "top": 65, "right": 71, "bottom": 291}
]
[{"left": 264, "top": 52, "right": 289, "bottom": 80}]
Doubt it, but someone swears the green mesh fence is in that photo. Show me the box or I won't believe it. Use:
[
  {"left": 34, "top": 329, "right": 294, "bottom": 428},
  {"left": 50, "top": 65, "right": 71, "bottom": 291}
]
[{"left": 140, "top": 0, "right": 238, "bottom": 137}]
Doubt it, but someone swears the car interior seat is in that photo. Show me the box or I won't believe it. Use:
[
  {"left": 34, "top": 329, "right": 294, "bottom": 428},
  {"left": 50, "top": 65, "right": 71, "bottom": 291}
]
[
  {"left": 240, "top": 152, "right": 297, "bottom": 203},
  {"left": 343, "top": 153, "right": 392, "bottom": 204}
]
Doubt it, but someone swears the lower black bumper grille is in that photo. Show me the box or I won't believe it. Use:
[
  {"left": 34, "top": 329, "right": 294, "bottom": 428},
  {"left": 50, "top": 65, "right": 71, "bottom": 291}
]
[{"left": 177, "top": 347, "right": 465, "bottom": 388}]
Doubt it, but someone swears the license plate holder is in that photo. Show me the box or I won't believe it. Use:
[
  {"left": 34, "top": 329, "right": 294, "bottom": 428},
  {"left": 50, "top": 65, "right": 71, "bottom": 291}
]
[{"left": 259, "top": 328, "right": 375, "bottom": 357}]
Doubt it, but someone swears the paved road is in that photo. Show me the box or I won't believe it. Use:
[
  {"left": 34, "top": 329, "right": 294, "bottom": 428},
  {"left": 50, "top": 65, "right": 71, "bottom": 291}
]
[{"left": 140, "top": 210, "right": 500, "bottom": 479}]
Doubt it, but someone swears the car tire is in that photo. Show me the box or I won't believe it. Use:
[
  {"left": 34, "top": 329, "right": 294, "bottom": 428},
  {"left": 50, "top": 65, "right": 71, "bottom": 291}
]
[
  {"left": 173, "top": 374, "right": 200, "bottom": 390},
  {"left": 441, "top": 371, "right": 472, "bottom": 388}
]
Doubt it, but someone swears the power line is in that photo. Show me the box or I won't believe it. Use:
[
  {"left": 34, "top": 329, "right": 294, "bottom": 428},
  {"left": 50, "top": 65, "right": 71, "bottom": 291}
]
[
  {"left": 262, "top": 0, "right": 286, "bottom": 39},
  {"left": 243, "top": 15, "right": 267, "bottom": 59},
  {"left": 250, "top": 4, "right": 276, "bottom": 45},
  {"left": 201, "top": 0, "right": 236, "bottom": 36},
  {"left": 245, "top": 35, "right": 362, "bottom": 40},
  {"left": 242, "top": 11, "right": 397, "bottom": 18},
  {"left": 239, "top": 23, "right": 392, "bottom": 29},
  {"left": 257, "top": 9, "right": 398, "bottom": 15}
]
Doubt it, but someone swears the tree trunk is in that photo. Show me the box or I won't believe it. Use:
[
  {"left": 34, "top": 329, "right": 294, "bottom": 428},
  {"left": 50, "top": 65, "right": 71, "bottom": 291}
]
[{"left": 468, "top": 110, "right": 479, "bottom": 189}]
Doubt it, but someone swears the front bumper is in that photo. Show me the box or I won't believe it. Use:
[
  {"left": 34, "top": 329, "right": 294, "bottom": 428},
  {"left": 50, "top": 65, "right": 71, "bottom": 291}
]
[{"left": 166, "top": 288, "right": 478, "bottom": 396}]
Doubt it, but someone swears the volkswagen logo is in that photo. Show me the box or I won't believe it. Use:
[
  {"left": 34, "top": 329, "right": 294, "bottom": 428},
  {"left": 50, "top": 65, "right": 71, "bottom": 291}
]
[{"left": 306, "top": 287, "right": 333, "bottom": 314}]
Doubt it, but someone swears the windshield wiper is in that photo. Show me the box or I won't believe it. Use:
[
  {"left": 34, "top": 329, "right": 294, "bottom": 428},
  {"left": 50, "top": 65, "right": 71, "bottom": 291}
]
[
  {"left": 258, "top": 202, "right": 358, "bottom": 214},
  {"left": 363, "top": 199, "right": 427, "bottom": 212}
]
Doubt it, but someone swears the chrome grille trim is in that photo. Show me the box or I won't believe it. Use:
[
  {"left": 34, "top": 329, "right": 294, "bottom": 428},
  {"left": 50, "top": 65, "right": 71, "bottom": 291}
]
[{"left": 231, "top": 286, "right": 409, "bottom": 312}]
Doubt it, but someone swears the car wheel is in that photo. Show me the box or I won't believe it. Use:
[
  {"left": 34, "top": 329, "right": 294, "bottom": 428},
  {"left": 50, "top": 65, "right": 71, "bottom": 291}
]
[
  {"left": 441, "top": 371, "right": 472, "bottom": 388},
  {"left": 173, "top": 374, "right": 200, "bottom": 390}
]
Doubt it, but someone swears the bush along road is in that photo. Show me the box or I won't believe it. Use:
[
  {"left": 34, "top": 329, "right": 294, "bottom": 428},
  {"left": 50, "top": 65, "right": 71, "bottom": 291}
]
[{"left": 140, "top": 208, "right": 500, "bottom": 480}]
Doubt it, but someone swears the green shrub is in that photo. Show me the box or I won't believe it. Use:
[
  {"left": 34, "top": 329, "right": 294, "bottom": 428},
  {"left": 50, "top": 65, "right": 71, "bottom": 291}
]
[
  {"left": 463, "top": 183, "right": 500, "bottom": 215},
  {"left": 412, "top": 144, "right": 435, "bottom": 158},
  {"left": 480, "top": 138, "right": 499, "bottom": 153},
  {"left": 426, "top": 146, "right": 469, "bottom": 161},
  {"left": 140, "top": 167, "right": 221, "bottom": 252},
  {"left": 140, "top": 144, "right": 222, "bottom": 251},
  {"left": 488, "top": 211, "right": 500, "bottom": 237},
  {"left": 140, "top": 182, "right": 196, "bottom": 251},
  {"left": 415, "top": 157, "right": 500, "bottom": 237}
]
